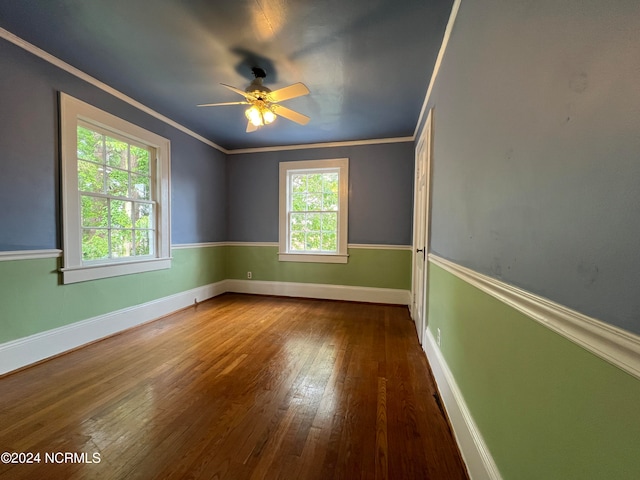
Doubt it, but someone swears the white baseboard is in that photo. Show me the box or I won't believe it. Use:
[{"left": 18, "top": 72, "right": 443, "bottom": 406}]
[
  {"left": 225, "top": 279, "right": 411, "bottom": 305},
  {"left": 0, "top": 281, "right": 227, "bottom": 376},
  {"left": 423, "top": 329, "right": 502, "bottom": 480}
]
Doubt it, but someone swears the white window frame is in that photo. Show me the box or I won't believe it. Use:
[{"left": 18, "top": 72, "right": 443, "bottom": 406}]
[
  {"left": 278, "top": 158, "right": 349, "bottom": 264},
  {"left": 60, "top": 93, "right": 171, "bottom": 284}
]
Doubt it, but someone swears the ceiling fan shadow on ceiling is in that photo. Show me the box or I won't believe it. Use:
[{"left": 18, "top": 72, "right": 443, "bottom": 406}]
[{"left": 197, "top": 67, "right": 310, "bottom": 133}]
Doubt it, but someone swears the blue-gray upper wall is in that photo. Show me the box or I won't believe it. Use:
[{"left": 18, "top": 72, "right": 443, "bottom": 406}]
[
  {"left": 227, "top": 143, "right": 415, "bottom": 245},
  {"left": 1, "top": 37, "right": 413, "bottom": 251},
  {"left": 423, "top": 0, "right": 640, "bottom": 334},
  {"left": 0, "top": 38, "right": 227, "bottom": 250}
]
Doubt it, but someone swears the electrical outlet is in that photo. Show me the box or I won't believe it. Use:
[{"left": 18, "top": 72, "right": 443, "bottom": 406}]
[
  {"left": 247, "top": 271, "right": 252, "bottom": 279},
  {"left": 437, "top": 328, "right": 441, "bottom": 347}
]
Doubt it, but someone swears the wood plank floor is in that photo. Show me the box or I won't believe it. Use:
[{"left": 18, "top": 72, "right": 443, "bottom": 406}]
[{"left": 0, "top": 294, "right": 468, "bottom": 479}]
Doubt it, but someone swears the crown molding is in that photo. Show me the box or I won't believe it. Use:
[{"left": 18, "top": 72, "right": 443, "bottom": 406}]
[{"left": 226, "top": 136, "right": 415, "bottom": 155}]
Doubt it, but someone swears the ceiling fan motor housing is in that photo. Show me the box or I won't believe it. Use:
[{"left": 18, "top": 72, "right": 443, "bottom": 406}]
[
  {"left": 246, "top": 78, "right": 271, "bottom": 98},
  {"left": 247, "top": 67, "right": 272, "bottom": 98}
]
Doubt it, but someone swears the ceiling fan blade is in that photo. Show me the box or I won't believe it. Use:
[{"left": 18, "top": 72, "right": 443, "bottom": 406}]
[
  {"left": 268, "top": 83, "right": 310, "bottom": 103},
  {"left": 221, "top": 83, "right": 256, "bottom": 101},
  {"left": 270, "top": 104, "right": 310, "bottom": 125},
  {"left": 197, "top": 101, "right": 249, "bottom": 107},
  {"left": 246, "top": 121, "right": 259, "bottom": 133}
]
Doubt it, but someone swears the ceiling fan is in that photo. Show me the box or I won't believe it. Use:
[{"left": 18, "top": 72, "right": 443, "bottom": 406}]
[{"left": 198, "top": 67, "right": 310, "bottom": 133}]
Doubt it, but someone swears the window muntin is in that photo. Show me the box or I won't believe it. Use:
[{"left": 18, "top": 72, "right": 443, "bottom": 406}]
[
  {"left": 279, "top": 158, "right": 348, "bottom": 263},
  {"left": 60, "top": 93, "right": 171, "bottom": 284}
]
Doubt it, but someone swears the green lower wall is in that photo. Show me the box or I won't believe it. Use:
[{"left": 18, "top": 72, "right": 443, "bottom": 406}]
[
  {"left": 0, "top": 245, "right": 410, "bottom": 345},
  {"left": 427, "top": 262, "right": 640, "bottom": 480},
  {"left": 0, "top": 246, "right": 227, "bottom": 344},
  {"left": 226, "top": 245, "right": 411, "bottom": 290}
]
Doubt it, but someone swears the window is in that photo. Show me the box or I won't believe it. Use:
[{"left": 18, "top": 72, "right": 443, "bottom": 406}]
[
  {"left": 60, "top": 93, "right": 171, "bottom": 284},
  {"left": 279, "top": 158, "right": 349, "bottom": 263}
]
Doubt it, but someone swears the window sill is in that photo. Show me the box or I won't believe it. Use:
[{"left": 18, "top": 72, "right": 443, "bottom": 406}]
[
  {"left": 61, "top": 257, "right": 172, "bottom": 284},
  {"left": 278, "top": 253, "right": 349, "bottom": 264}
]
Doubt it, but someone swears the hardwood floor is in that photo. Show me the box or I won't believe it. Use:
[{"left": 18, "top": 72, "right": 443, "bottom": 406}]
[{"left": 0, "top": 294, "right": 468, "bottom": 479}]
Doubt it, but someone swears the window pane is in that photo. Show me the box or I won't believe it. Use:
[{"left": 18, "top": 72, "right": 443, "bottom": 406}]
[
  {"left": 292, "top": 193, "right": 307, "bottom": 212},
  {"left": 291, "top": 174, "right": 306, "bottom": 193},
  {"left": 321, "top": 212, "right": 337, "bottom": 232},
  {"left": 130, "top": 145, "right": 150, "bottom": 175},
  {"left": 81, "top": 195, "right": 108, "bottom": 227},
  {"left": 82, "top": 229, "right": 109, "bottom": 261},
  {"left": 111, "top": 229, "right": 133, "bottom": 257},
  {"left": 78, "top": 160, "right": 105, "bottom": 193},
  {"left": 290, "top": 212, "right": 305, "bottom": 231},
  {"left": 306, "top": 232, "right": 321, "bottom": 251},
  {"left": 108, "top": 168, "right": 129, "bottom": 197},
  {"left": 307, "top": 174, "right": 323, "bottom": 193},
  {"left": 323, "top": 173, "right": 339, "bottom": 193},
  {"left": 111, "top": 200, "right": 133, "bottom": 228},
  {"left": 290, "top": 232, "right": 305, "bottom": 251},
  {"left": 321, "top": 232, "right": 337, "bottom": 252},
  {"left": 308, "top": 213, "right": 321, "bottom": 231},
  {"left": 77, "top": 126, "right": 103, "bottom": 163},
  {"left": 134, "top": 230, "right": 153, "bottom": 256},
  {"left": 307, "top": 194, "right": 322, "bottom": 211},
  {"left": 323, "top": 193, "right": 338, "bottom": 210},
  {"left": 131, "top": 174, "right": 150, "bottom": 200},
  {"left": 106, "top": 137, "right": 128, "bottom": 168},
  {"left": 133, "top": 202, "right": 154, "bottom": 229}
]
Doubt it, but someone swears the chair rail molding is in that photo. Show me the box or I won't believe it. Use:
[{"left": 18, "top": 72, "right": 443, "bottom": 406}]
[{"left": 428, "top": 254, "right": 640, "bottom": 381}]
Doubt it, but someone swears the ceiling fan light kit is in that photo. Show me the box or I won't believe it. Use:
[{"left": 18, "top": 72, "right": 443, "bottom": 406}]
[
  {"left": 198, "top": 67, "right": 310, "bottom": 133},
  {"left": 245, "top": 103, "right": 276, "bottom": 127}
]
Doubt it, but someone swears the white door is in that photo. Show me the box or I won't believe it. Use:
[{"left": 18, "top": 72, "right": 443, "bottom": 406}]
[{"left": 411, "top": 110, "right": 433, "bottom": 345}]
